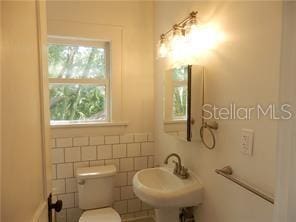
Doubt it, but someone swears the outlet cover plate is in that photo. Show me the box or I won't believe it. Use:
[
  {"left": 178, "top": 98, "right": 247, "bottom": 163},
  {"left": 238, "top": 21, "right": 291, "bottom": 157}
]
[{"left": 241, "top": 128, "right": 254, "bottom": 156}]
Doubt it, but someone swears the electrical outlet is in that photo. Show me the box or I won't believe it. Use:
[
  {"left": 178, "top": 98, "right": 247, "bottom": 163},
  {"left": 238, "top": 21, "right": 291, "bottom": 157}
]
[{"left": 241, "top": 129, "right": 254, "bottom": 156}]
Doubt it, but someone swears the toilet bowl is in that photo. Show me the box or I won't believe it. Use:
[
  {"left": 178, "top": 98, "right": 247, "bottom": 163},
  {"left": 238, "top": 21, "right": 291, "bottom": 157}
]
[{"left": 76, "top": 165, "right": 121, "bottom": 222}]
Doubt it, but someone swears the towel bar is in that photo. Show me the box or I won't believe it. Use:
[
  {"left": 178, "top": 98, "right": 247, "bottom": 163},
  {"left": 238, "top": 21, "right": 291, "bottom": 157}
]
[{"left": 215, "top": 166, "right": 274, "bottom": 204}]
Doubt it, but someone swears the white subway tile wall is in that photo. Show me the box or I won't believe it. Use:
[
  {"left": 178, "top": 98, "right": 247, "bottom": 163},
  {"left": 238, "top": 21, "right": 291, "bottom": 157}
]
[
  {"left": 65, "top": 147, "right": 81, "bottom": 162},
  {"left": 52, "top": 133, "right": 154, "bottom": 222}
]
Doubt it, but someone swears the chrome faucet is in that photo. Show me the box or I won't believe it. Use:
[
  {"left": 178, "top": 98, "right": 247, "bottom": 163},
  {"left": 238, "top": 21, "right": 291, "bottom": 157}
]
[{"left": 164, "top": 153, "right": 189, "bottom": 179}]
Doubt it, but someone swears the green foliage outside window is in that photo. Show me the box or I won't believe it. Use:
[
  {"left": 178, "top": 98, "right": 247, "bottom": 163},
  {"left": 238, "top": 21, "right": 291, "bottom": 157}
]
[
  {"left": 173, "top": 86, "right": 187, "bottom": 118},
  {"left": 50, "top": 85, "right": 106, "bottom": 121},
  {"left": 48, "top": 44, "right": 106, "bottom": 79},
  {"left": 172, "top": 66, "right": 188, "bottom": 119}
]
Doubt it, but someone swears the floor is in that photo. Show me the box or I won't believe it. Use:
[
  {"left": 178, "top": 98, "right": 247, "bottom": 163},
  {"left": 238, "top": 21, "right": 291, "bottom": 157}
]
[
  {"left": 138, "top": 218, "right": 154, "bottom": 222},
  {"left": 125, "top": 217, "right": 155, "bottom": 222}
]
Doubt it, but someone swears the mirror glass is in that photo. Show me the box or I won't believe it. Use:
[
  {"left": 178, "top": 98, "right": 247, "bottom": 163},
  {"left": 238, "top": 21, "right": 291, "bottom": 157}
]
[{"left": 163, "top": 65, "right": 204, "bottom": 141}]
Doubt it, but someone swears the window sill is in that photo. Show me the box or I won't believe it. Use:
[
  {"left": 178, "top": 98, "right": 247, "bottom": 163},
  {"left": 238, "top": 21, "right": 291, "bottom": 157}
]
[
  {"left": 164, "top": 120, "right": 187, "bottom": 124},
  {"left": 50, "top": 121, "right": 128, "bottom": 129}
]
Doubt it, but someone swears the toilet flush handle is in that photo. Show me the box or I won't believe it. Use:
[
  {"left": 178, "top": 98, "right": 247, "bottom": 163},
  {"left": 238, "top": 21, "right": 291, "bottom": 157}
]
[{"left": 78, "top": 179, "right": 85, "bottom": 185}]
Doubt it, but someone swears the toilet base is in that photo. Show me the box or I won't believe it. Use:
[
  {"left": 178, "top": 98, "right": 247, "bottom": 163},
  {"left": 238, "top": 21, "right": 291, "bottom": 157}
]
[{"left": 79, "top": 207, "right": 121, "bottom": 222}]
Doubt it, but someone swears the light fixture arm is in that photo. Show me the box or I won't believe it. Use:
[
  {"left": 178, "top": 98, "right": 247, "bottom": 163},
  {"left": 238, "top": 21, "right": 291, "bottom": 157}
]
[{"left": 160, "top": 11, "right": 198, "bottom": 40}]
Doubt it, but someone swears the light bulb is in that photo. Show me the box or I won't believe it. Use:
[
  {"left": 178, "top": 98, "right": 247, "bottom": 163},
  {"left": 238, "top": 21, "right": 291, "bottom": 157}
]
[
  {"left": 170, "top": 29, "right": 188, "bottom": 63},
  {"left": 188, "top": 23, "right": 224, "bottom": 55},
  {"left": 158, "top": 34, "right": 168, "bottom": 58},
  {"left": 158, "top": 41, "right": 168, "bottom": 58},
  {"left": 188, "top": 23, "right": 205, "bottom": 53}
]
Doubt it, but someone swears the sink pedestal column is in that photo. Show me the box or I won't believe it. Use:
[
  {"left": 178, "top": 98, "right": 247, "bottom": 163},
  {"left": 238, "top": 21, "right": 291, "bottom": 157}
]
[{"left": 155, "top": 208, "right": 179, "bottom": 222}]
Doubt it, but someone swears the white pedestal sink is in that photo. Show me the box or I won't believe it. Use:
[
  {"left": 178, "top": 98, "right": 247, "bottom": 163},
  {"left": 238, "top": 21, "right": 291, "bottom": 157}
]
[{"left": 133, "top": 166, "right": 203, "bottom": 222}]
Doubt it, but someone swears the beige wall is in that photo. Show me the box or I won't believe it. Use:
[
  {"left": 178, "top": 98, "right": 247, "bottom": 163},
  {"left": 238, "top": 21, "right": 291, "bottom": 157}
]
[
  {"left": 0, "top": 0, "right": 2, "bottom": 219},
  {"left": 154, "top": 2, "right": 282, "bottom": 222},
  {"left": 1, "top": 1, "right": 44, "bottom": 221},
  {"left": 47, "top": 1, "right": 154, "bottom": 134}
]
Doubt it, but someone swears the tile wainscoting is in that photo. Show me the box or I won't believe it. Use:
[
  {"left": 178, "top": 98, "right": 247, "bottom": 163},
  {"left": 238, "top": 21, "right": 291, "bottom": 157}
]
[{"left": 51, "top": 132, "right": 155, "bottom": 222}]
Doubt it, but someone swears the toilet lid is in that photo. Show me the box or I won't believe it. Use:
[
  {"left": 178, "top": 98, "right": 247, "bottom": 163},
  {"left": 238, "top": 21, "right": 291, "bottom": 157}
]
[{"left": 79, "top": 208, "right": 121, "bottom": 222}]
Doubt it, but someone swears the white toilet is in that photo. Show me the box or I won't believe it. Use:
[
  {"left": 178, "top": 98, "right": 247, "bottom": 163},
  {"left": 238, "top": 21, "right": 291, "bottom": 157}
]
[{"left": 76, "top": 165, "right": 121, "bottom": 222}]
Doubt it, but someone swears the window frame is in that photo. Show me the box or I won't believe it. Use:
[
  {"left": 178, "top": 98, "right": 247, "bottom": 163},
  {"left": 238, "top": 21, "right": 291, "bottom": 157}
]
[
  {"left": 171, "top": 66, "right": 188, "bottom": 120},
  {"left": 47, "top": 20, "right": 124, "bottom": 126},
  {"left": 47, "top": 36, "right": 111, "bottom": 124}
]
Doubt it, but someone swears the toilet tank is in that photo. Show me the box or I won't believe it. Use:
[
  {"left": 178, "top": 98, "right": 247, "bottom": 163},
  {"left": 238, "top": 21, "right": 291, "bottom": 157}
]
[{"left": 76, "top": 165, "right": 117, "bottom": 210}]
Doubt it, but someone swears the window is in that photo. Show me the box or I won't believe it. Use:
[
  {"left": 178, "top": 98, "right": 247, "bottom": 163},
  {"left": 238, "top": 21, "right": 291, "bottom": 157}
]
[
  {"left": 172, "top": 66, "right": 188, "bottom": 120},
  {"left": 47, "top": 37, "right": 110, "bottom": 124}
]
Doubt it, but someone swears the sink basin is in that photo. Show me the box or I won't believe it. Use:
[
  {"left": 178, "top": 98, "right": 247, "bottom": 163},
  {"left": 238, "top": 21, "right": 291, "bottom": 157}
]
[{"left": 133, "top": 167, "right": 203, "bottom": 208}]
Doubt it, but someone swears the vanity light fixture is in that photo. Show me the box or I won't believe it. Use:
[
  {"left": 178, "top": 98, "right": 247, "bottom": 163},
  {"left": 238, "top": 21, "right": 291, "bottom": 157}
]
[
  {"left": 158, "top": 11, "right": 198, "bottom": 59},
  {"left": 158, "top": 34, "right": 168, "bottom": 58},
  {"left": 158, "top": 11, "right": 224, "bottom": 63}
]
